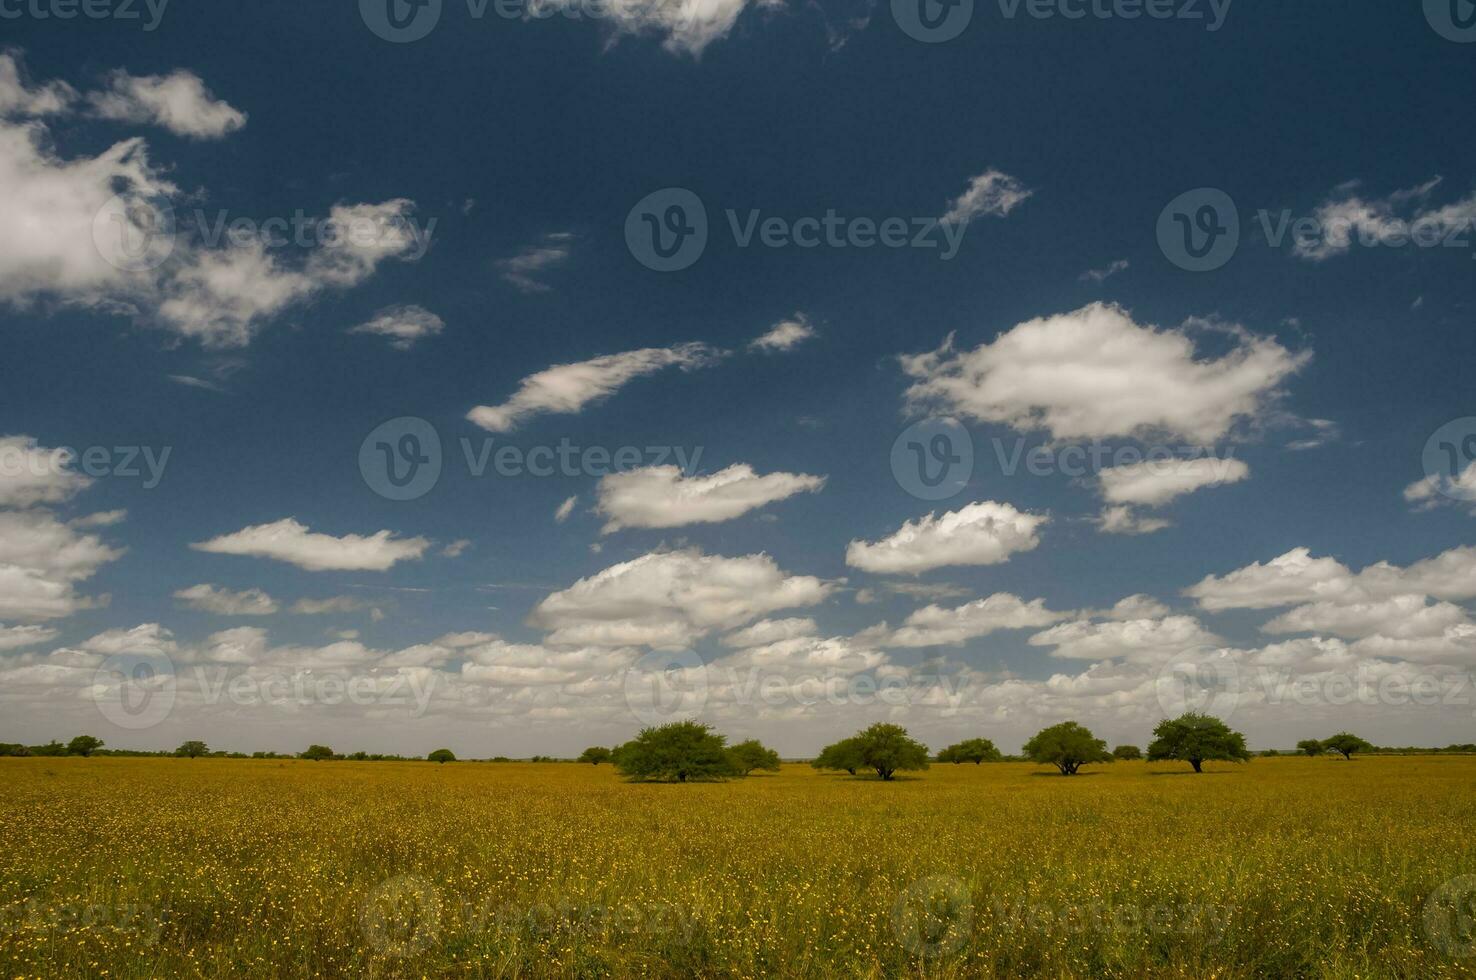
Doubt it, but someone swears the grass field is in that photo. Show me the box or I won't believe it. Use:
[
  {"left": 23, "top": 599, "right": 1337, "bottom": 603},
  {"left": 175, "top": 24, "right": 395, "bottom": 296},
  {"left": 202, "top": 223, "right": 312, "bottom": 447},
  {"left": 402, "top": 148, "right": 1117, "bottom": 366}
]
[{"left": 2, "top": 755, "right": 1475, "bottom": 978}]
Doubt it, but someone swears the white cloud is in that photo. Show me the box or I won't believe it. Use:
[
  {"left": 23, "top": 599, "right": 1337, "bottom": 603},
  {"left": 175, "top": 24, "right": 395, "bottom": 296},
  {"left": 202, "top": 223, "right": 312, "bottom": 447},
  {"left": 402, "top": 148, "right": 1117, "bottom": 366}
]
[
  {"left": 442, "top": 539, "right": 471, "bottom": 559},
  {"left": 496, "top": 232, "right": 573, "bottom": 293},
  {"left": 1404, "top": 461, "right": 1476, "bottom": 513},
  {"left": 529, "top": 548, "right": 833, "bottom": 649},
  {"left": 173, "top": 584, "right": 278, "bottom": 616},
  {"left": 0, "top": 436, "right": 93, "bottom": 507},
  {"left": 1264, "top": 594, "right": 1469, "bottom": 640},
  {"left": 0, "top": 623, "right": 58, "bottom": 650},
  {"left": 290, "top": 596, "right": 377, "bottom": 615},
  {"left": 1094, "top": 506, "right": 1172, "bottom": 536},
  {"left": 348, "top": 304, "right": 444, "bottom": 350},
  {"left": 1187, "top": 545, "right": 1476, "bottom": 612},
  {"left": 1103, "top": 594, "right": 1171, "bottom": 620},
  {"left": 466, "top": 343, "right": 721, "bottom": 433},
  {"left": 882, "top": 593, "right": 1067, "bottom": 647},
  {"left": 1098, "top": 456, "right": 1249, "bottom": 507},
  {"left": 595, "top": 463, "right": 825, "bottom": 532},
  {"left": 191, "top": 518, "right": 430, "bottom": 572},
  {"left": 86, "top": 70, "right": 246, "bottom": 139},
  {"left": 721, "top": 617, "right": 819, "bottom": 648},
  {"left": 0, "top": 56, "right": 424, "bottom": 347},
  {"left": 902, "top": 304, "right": 1308, "bottom": 443},
  {"left": 941, "top": 169, "right": 1033, "bottom": 225},
  {"left": 554, "top": 496, "right": 578, "bottom": 524},
  {"left": 526, "top": 0, "right": 761, "bottom": 55},
  {"left": 0, "top": 510, "right": 122, "bottom": 621},
  {"left": 0, "top": 52, "right": 75, "bottom": 116},
  {"left": 750, "top": 314, "right": 816, "bottom": 353},
  {"left": 1080, "top": 259, "right": 1128, "bottom": 283},
  {"left": 1293, "top": 178, "right": 1476, "bottom": 262},
  {"left": 845, "top": 501, "right": 1046, "bottom": 576},
  {"left": 1028, "top": 614, "right": 1222, "bottom": 665}
]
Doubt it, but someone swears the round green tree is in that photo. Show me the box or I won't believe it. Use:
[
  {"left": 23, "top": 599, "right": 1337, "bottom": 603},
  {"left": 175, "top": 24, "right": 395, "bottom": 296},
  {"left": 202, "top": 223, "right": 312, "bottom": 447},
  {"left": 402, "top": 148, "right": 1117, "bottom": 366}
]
[
  {"left": 1147, "top": 713, "right": 1250, "bottom": 773},
  {"left": 66, "top": 735, "right": 104, "bottom": 757},
  {"left": 612, "top": 721, "right": 737, "bottom": 782},
  {"left": 727, "top": 739, "right": 781, "bottom": 775},
  {"left": 577, "top": 746, "right": 613, "bottom": 765},
  {"left": 176, "top": 740, "right": 209, "bottom": 758},
  {"left": 1296, "top": 738, "right": 1326, "bottom": 757},
  {"left": 1023, "top": 721, "right": 1111, "bottom": 775},
  {"left": 1112, "top": 744, "right": 1143, "bottom": 761},
  {"left": 851, "top": 723, "right": 930, "bottom": 781},
  {"left": 1322, "top": 732, "right": 1374, "bottom": 760},
  {"left": 811, "top": 737, "right": 864, "bottom": 776},
  {"left": 427, "top": 749, "right": 456, "bottom": 764},
  {"left": 937, "top": 737, "right": 1003, "bottom": 764},
  {"left": 301, "top": 744, "right": 334, "bottom": 761}
]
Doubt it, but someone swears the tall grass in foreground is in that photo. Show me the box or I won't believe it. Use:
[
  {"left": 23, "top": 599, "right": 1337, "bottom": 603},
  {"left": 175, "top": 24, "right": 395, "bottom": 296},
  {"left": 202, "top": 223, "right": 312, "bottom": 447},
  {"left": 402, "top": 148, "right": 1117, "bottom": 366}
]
[{"left": 1, "top": 755, "right": 1473, "bottom": 978}]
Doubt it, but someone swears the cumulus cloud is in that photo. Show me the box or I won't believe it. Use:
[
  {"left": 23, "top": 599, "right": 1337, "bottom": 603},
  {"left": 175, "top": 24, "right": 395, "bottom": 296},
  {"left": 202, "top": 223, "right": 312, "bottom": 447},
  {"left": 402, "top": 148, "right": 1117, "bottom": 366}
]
[
  {"left": 86, "top": 70, "right": 246, "bottom": 139},
  {"left": 348, "top": 304, "right": 444, "bottom": 349},
  {"left": 173, "top": 584, "right": 278, "bottom": 616},
  {"left": 0, "top": 436, "right": 94, "bottom": 507},
  {"left": 496, "top": 232, "right": 573, "bottom": 293},
  {"left": 1094, "top": 506, "right": 1173, "bottom": 536},
  {"left": 1404, "top": 461, "right": 1476, "bottom": 513},
  {"left": 941, "top": 169, "right": 1033, "bottom": 225},
  {"left": 0, "top": 53, "right": 75, "bottom": 116},
  {"left": 1263, "top": 594, "right": 1469, "bottom": 640},
  {"left": 467, "top": 343, "right": 722, "bottom": 433},
  {"left": 1028, "top": 614, "right": 1222, "bottom": 665},
  {"left": 750, "top": 314, "right": 816, "bottom": 353},
  {"left": 0, "top": 623, "right": 59, "bottom": 650},
  {"left": 191, "top": 518, "right": 430, "bottom": 572},
  {"left": 902, "top": 304, "right": 1308, "bottom": 443},
  {"left": 529, "top": 549, "right": 833, "bottom": 649},
  {"left": 1099, "top": 456, "right": 1249, "bottom": 507},
  {"left": 881, "top": 593, "right": 1067, "bottom": 648},
  {"left": 721, "top": 617, "right": 819, "bottom": 648},
  {"left": 595, "top": 463, "right": 825, "bottom": 532},
  {"left": 0, "top": 510, "right": 122, "bottom": 621},
  {"left": 0, "top": 55, "right": 425, "bottom": 347},
  {"left": 845, "top": 501, "right": 1046, "bottom": 575},
  {"left": 1187, "top": 545, "right": 1476, "bottom": 612}
]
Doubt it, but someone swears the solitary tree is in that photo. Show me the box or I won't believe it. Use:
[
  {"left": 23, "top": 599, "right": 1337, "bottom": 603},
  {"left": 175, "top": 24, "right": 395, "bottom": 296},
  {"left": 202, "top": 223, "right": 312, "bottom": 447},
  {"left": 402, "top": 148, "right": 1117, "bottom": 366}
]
[
  {"left": 1322, "top": 732, "right": 1374, "bottom": 760},
  {"left": 727, "top": 739, "right": 782, "bottom": 775},
  {"left": 427, "top": 749, "right": 456, "bottom": 764},
  {"left": 1113, "top": 744, "right": 1143, "bottom": 761},
  {"left": 1147, "top": 713, "right": 1251, "bottom": 773},
  {"left": 937, "top": 737, "right": 1002, "bottom": 764},
  {"left": 1296, "top": 738, "right": 1326, "bottom": 757},
  {"left": 811, "top": 737, "right": 865, "bottom": 776},
  {"left": 847, "top": 723, "right": 930, "bottom": 781},
  {"left": 66, "top": 735, "right": 104, "bottom": 757},
  {"left": 1023, "top": 721, "right": 1112, "bottom": 775},
  {"left": 577, "top": 746, "right": 613, "bottom": 765},
  {"left": 301, "top": 744, "right": 335, "bottom": 761},
  {"left": 176, "top": 740, "right": 209, "bottom": 758},
  {"left": 612, "top": 721, "right": 737, "bottom": 782}
]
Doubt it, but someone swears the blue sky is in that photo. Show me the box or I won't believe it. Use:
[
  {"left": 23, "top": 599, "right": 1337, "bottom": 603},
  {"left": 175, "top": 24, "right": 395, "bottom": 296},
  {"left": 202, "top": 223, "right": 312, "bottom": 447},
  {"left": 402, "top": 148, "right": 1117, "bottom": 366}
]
[{"left": 1, "top": 0, "right": 1475, "bottom": 756}]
